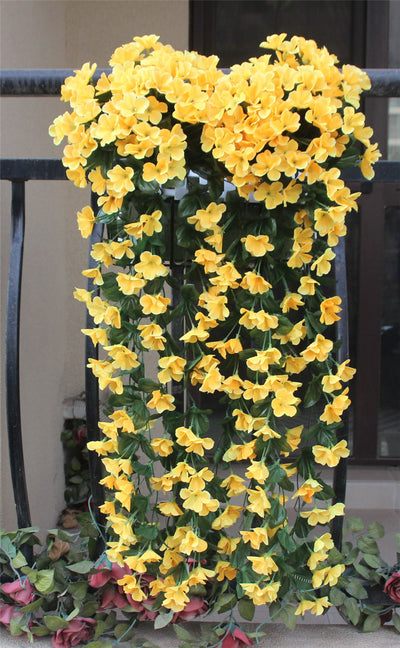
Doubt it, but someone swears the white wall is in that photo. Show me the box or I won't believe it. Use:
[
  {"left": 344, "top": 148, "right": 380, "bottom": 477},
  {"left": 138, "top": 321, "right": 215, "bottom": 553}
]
[{"left": 0, "top": 0, "right": 189, "bottom": 532}]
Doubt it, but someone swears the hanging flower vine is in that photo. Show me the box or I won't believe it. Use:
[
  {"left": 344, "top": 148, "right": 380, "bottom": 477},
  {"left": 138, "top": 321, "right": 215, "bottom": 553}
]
[{"left": 48, "top": 33, "right": 382, "bottom": 638}]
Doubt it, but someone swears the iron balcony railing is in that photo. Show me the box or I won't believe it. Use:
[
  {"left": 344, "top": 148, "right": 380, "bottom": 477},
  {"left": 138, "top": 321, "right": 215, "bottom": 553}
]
[{"left": 1, "top": 69, "right": 399, "bottom": 559}]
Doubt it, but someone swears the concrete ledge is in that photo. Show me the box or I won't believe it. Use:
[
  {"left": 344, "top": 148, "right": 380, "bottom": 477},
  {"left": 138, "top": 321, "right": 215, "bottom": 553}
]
[{"left": 1, "top": 623, "right": 399, "bottom": 647}]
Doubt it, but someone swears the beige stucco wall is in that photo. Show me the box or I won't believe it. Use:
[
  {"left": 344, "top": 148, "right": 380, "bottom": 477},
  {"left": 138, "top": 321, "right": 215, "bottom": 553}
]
[{"left": 0, "top": 0, "right": 189, "bottom": 532}]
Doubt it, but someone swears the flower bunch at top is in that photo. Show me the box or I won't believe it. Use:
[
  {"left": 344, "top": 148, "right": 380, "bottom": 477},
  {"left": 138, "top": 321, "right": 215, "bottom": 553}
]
[{"left": 50, "top": 34, "right": 380, "bottom": 629}]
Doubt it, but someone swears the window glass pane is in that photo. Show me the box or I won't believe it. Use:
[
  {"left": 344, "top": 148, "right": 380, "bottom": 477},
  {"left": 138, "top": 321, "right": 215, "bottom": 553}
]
[{"left": 378, "top": 206, "right": 400, "bottom": 457}]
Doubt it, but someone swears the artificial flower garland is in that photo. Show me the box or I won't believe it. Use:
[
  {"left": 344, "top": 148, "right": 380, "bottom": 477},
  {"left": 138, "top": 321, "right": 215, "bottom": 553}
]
[{"left": 50, "top": 33, "right": 380, "bottom": 633}]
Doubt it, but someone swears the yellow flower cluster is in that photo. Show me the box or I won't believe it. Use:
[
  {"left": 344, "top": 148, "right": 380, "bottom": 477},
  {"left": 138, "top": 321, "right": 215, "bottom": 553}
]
[{"left": 52, "top": 34, "right": 379, "bottom": 626}]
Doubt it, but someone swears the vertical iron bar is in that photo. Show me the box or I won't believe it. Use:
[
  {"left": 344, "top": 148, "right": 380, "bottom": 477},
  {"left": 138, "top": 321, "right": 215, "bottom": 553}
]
[
  {"left": 170, "top": 198, "right": 185, "bottom": 412},
  {"left": 331, "top": 235, "right": 349, "bottom": 550},
  {"left": 85, "top": 201, "right": 106, "bottom": 554},
  {"left": 6, "top": 181, "right": 33, "bottom": 559}
]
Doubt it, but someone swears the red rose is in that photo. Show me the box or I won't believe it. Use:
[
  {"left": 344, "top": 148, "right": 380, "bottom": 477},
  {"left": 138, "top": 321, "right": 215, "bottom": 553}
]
[
  {"left": 173, "top": 597, "right": 208, "bottom": 622},
  {"left": 99, "top": 584, "right": 129, "bottom": 610},
  {"left": 51, "top": 617, "right": 96, "bottom": 648},
  {"left": 0, "top": 604, "right": 22, "bottom": 630},
  {"left": 219, "top": 627, "right": 254, "bottom": 648},
  {"left": 2, "top": 578, "right": 35, "bottom": 605},
  {"left": 89, "top": 561, "right": 132, "bottom": 588},
  {"left": 384, "top": 571, "right": 400, "bottom": 603}
]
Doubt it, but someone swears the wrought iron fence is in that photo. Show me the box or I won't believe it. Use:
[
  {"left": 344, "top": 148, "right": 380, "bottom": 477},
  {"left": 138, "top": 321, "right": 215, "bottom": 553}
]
[{"left": 1, "top": 69, "right": 399, "bottom": 556}]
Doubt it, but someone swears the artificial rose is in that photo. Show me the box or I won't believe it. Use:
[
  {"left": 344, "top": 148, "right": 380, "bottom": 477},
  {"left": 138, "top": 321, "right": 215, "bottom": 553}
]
[
  {"left": 384, "top": 571, "right": 400, "bottom": 603},
  {"left": 173, "top": 597, "right": 208, "bottom": 622},
  {"left": 0, "top": 604, "right": 22, "bottom": 629},
  {"left": 219, "top": 627, "right": 254, "bottom": 648},
  {"left": 99, "top": 584, "right": 128, "bottom": 610},
  {"left": 51, "top": 617, "right": 96, "bottom": 648},
  {"left": 89, "top": 561, "right": 132, "bottom": 588},
  {"left": 73, "top": 426, "right": 86, "bottom": 445},
  {"left": 1, "top": 578, "right": 35, "bottom": 605}
]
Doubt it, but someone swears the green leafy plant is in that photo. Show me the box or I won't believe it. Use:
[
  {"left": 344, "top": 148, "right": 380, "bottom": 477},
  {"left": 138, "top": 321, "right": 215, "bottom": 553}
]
[{"left": 330, "top": 516, "right": 400, "bottom": 633}]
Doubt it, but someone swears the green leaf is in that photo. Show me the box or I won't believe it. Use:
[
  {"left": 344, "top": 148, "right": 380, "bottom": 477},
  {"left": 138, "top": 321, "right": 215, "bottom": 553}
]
[
  {"left": 279, "top": 605, "right": 297, "bottom": 631},
  {"left": 174, "top": 625, "right": 195, "bottom": 642},
  {"left": 35, "top": 569, "right": 55, "bottom": 594},
  {"left": 238, "top": 597, "right": 255, "bottom": 621},
  {"left": 366, "top": 522, "right": 385, "bottom": 539},
  {"left": 12, "top": 551, "right": 28, "bottom": 569},
  {"left": 362, "top": 614, "right": 381, "bottom": 632},
  {"left": 68, "top": 581, "right": 88, "bottom": 601},
  {"left": 345, "top": 578, "right": 368, "bottom": 599},
  {"left": 346, "top": 516, "right": 364, "bottom": 533},
  {"left": 303, "top": 375, "right": 322, "bottom": 408},
  {"left": 9, "top": 614, "right": 24, "bottom": 636},
  {"left": 44, "top": 616, "right": 70, "bottom": 631},
  {"left": 396, "top": 533, "right": 400, "bottom": 552},
  {"left": 329, "top": 587, "right": 347, "bottom": 606},
  {"left": 138, "top": 378, "right": 160, "bottom": 393},
  {"left": 343, "top": 597, "right": 361, "bottom": 625},
  {"left": 392, "top": 612, "right": 400, "bottom": 633},
  {"left": 353, "top": 563, "right": 371, "bottom": 580},
  {"left": 357, "top": 536, "right": 379, "bottom": 555},
  {"left": 20, "top": 597, "right": 44, "bottom": 613},
  {"left": 362, "top": 553, "right": 383, "bottom": 569},
  {"left": 154, "top": 609, "right": 174, "bottom": 629},
  {"left": 214, "top": 592, "right": 237, "bottom": 613},
  {"left": 85, "top": 641, "right": 114, "bottom": 648},
  {"left": 66, "top": 560, "right": 94, "bottom": 574}
]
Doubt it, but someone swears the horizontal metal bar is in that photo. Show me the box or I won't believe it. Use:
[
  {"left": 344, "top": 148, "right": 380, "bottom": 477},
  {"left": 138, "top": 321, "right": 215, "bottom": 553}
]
[
  {"left": 0, "top": 159, "right": 66, "bottom": 181},
  {"left": 341, "top": 160, "right": 400, "bottom": 184},
  {"left": 1, "top": 68, "right": 399, "bottom": 97}
]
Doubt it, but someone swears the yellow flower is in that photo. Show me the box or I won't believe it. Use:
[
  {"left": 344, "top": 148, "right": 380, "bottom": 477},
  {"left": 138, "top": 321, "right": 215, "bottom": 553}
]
[
  {"left": 215, "top": 561, "right": 237, "bottom": 581},
  {"left": 212, "top": 505, "right": 243, "bottom": 530},
  {"left": 147, "top": 390, "right": 175, "bottom": 413},
  {"left": 157, "top": 501, "right": 183, "bottom": 517},
  {"left": 310, "top": 248, "right": 336, "bottom": 276},
  {"left": 106, "top": 164, "right": 134, "bottom": 196},
  {"left": 187, "top": 202, "right": 226, "bottom": 231},
  {"left": 221, "top": 474, "right": 247, "bottom": 497},
  {"left": 312, "top": 440, "right": 350, "bottom": 467},
  {"left": 135, "top": 251, "right": 168, "bottom": 280},
  {"left": 295, "top": 597, "right": 331, "bottom": 616},
  {"left": 162, "top": 583, "right": 190, "bottom": 613},
  {"left": 300, "top": 334, "right": 333, "bottom": 363},
  {"left": 241, "top": 272, "right": 272, "bottom": 294},
  {"left": 247, "top": 486, "right": 271, "bottom": 517},
  {"left": 175, "top": 426, "right": 214, "bottom": 456},
  {"left": 360, "top": 143, "right": 381, "bottom": 180},
  {"left": 271, "top": 388, "right": 299, "bottom": 417},
  {"left": 320, "top": 296, "right": 342, "bottom": 325},
  {"left": 116, "top": 273, "right": 146, "bottom": 295},
  {"left": 241, "top": 581, "right": 280, "bottom": 605},
  {"left": 223, "top": 440, "right": 257, "bottom": 462},
  {"left": 179, "top": 530, "right": 208, "bottom": 554},
  {"left": 299, "top": 277, "right": 319, "bottom": 296},
  {"left": 81, "top": 327, "right": 108, "bottom": 347},
  {"left": 158, "top": 355, "right": 186, "bottom": 384},
  {"left": 241, "top": 234, "right": 274, "bottom": 256},
  {"left": 248, "top": 554, "right": 279, "bottom": 576},
  {"left": 240, "top": 527, "right": 269, "bottom": 550},
  {"left": 194, "top": 248, "right": 225, "bottom": 273},
  {"left": 140, "top": 209, "right": 163, "bottom": 236},
  {"left": 151, "top": 437, "right": 174, "bottom": 457},
  {"left": 180, "top": 488, "right": 219, "bottom": 515},
  {"left": 292, "top": 479, "right": 322, "bottom": 503},
  {"left": 140, "top": 293, "right": 170, "bottom": 315},
  {"left": 217, "top": 536, "right": 241, "bottom": 555},
  {"left": 245, "top": 461, "right": 269, "bottom": 484},
  {"left": 320, "top": 388, "right": 351, "bottom": 424},
  {"left": 281, "top": 292, "right": 304, "bottom": 313},
  {"left": 77, "top": 205, "right": 95, "bottom": 238}
]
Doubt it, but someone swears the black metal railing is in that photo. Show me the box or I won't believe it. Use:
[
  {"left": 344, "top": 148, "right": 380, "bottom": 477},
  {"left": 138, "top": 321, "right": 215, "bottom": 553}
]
[{"left": 1, "top": 69, "right": 399, "bottom": 555}]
